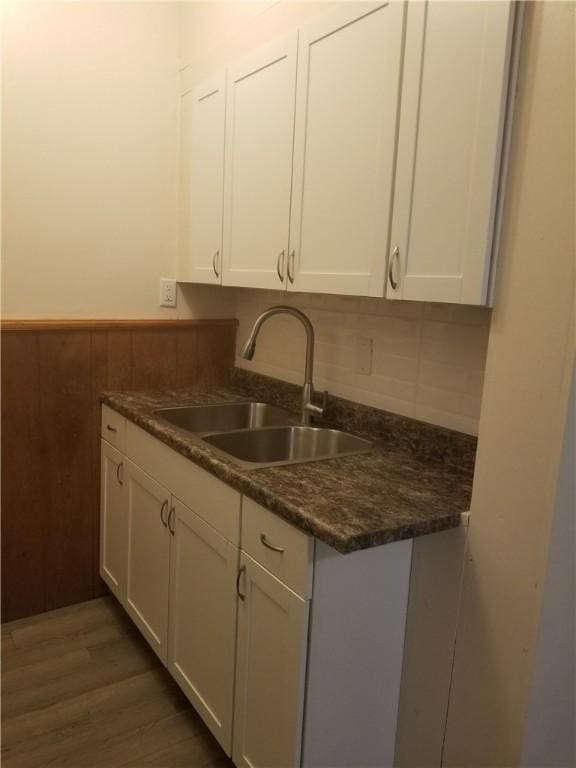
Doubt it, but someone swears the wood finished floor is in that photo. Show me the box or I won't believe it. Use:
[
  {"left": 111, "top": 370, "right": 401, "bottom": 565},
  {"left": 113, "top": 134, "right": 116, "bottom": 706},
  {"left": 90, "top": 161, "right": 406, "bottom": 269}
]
[{"left": 1, "top": 596, "right": 233, "bottom": 768}]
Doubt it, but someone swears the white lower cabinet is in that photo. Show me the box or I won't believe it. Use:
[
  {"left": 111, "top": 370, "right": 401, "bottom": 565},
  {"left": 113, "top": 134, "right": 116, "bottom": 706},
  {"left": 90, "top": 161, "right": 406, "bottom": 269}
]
[
  {"left": 233, "top": 553, "right": 310, "bottom": 768},
  {"left": 168, "top": 498, "right": 238, "bottom": 754},
  {"left": 125, "top": 459, "right": 172, "bottom": 664},
  {"left": 101, "top": 413, "right": 414, "bottom": 768},
  {"left": 100, "top": 441, "right": 127, "bottom": 602}
]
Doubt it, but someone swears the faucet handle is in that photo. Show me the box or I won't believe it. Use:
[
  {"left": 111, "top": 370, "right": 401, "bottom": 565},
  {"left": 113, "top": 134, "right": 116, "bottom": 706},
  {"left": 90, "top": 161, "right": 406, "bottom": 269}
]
[{"left": 304, "top": 390, "right": 328, "bottom": 417}]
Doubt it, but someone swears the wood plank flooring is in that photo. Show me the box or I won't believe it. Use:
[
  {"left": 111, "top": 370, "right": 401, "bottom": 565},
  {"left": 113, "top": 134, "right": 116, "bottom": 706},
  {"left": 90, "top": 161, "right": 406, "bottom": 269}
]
[{"left": 1, "top": 597, "right": 233, "bottom": 768}]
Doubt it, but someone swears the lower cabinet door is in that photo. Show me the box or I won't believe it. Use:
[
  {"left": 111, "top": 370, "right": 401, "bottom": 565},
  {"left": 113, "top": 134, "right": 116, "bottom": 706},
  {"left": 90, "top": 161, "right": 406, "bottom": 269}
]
[
  {"left": 233, "top": 553, "right": 310, "bottom": 768},
  {"left": 125, "top": 460, "right": 171, "bottom": 664},
  {"left": 100, "top": 441, "right": 127, "bottom": 602},
  {"left": 168, "top": 499, "right": 238, "bottom": 755}
]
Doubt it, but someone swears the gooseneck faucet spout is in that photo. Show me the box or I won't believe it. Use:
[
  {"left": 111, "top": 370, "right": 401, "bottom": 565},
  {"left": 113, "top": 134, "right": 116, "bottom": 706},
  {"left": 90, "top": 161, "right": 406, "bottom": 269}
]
[{"left": 240, "top": 306, "right": 327, "bottom": 426}]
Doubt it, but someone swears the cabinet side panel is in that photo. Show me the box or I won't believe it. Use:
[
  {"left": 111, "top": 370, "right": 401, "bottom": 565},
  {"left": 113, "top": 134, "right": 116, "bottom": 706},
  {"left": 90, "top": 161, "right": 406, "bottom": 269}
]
[
  {"left": 302, "top": 538, "right": 412, "bottom": 768},
  {"left": 394, "top": 526, "right": 468, "bottom": 768}
]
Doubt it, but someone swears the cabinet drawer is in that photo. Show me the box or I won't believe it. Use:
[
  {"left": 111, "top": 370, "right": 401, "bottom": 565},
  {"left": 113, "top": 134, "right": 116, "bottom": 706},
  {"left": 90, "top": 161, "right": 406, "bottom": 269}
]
[
  {"left": 242, "top": 498, "right": 313, "bottom": 599},
  {"left": 101, "top": 405, "right": 127, "bottom": 453},
  {"left": 126, "top": 421, "right": 241, "bottom": 545}
]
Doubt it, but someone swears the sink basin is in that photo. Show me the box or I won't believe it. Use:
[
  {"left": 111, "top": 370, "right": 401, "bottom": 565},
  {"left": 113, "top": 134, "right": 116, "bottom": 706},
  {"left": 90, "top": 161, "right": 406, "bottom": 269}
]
[
  {"left": 155, "top": 402, "right": 294, "bottom": 434},
  {"left": 201, "top": 426, "right": 373, "bottom": 468}
]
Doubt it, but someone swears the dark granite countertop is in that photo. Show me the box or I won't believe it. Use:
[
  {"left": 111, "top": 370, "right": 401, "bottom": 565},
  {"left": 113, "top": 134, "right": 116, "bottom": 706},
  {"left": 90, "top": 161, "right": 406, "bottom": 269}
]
[{"left": 101, "top": 369, "right": 476, "bottom": 553}]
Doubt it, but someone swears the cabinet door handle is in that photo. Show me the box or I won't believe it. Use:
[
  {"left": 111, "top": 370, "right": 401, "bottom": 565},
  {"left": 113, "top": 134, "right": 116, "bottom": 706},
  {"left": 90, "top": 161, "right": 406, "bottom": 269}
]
[
  {"left": 260, "top": 533, "right": 285, "bottom": 553},
  {"left": 287, "top": 250, "right": 295, "bottom": 284},
  {"left": 277, "top": 250, "right": 286, "bottom": 282},
  {"left": 213, "top": 250, "right": 220, "bottom": 278},
  {"left": 236, "top": 565, "right": 246, "bottom": 601},
  {"left": 168, "top": 505, "right": 175, "bottom": 536},
  {"left": 106, "top": 424, "right": 117, "bottom": 433},
  {"left": 160, "top": 499, "right": 168, "bottom": 528},
  {"left": 116, "top": 462, "right": 124, "bottom": 486},
  {"left": 388, "top": 246, "right": 399, "bottom": 290}
]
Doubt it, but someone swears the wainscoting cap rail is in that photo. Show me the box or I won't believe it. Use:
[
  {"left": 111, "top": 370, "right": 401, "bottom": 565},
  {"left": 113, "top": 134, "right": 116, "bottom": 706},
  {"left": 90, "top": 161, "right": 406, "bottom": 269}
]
[{"left": 1, "top": 318, "right": 239, "bottom": 333}]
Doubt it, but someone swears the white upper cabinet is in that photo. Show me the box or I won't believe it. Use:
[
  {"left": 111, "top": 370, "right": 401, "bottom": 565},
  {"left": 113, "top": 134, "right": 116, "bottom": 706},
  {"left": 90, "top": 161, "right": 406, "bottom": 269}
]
[
  {"left": 386, "top": 0, "right": 516, "bottom": 305},
  {"left": 180, "top": 1, "right": 518, "bottom": 304},
  {"left": 288, "top": 2, "right": 405, "bottom": 297},
  {"left": 222, "top": 34, "right": 297, "bottom": 289},
  {"left": 179, "top": 73, "right": 226, "bottom": 284}
]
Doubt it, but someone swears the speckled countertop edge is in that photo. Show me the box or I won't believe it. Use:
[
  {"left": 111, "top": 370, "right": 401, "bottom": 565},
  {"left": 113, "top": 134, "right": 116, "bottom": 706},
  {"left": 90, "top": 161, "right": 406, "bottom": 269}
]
[{"left": 101, "top": 372, "right": 476, "bottom": 553}]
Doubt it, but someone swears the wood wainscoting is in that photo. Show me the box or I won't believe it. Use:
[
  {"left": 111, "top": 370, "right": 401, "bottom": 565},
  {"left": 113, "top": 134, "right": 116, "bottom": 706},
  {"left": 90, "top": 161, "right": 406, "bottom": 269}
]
[{"left": 1, "top": 319, "right": 237, "bottom": 622}]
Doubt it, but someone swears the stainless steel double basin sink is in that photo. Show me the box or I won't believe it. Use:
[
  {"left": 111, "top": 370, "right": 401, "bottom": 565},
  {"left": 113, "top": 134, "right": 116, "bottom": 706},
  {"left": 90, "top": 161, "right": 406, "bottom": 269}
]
[{"left": 155, "top": 402, "right": 373, "bottom": 469}]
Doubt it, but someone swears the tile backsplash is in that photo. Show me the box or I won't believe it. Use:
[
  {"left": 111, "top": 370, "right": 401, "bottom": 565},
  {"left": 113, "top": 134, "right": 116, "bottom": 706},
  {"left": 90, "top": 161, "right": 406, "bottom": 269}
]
[{"left": 234, "top": 290, "right": 491, "bottom": 435}]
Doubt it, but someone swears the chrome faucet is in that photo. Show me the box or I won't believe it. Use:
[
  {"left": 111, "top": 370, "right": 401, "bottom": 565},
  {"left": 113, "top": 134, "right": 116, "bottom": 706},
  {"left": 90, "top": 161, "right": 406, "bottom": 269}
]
[{"left": 240, "top": 306, "right": 327, "bottom": 426}]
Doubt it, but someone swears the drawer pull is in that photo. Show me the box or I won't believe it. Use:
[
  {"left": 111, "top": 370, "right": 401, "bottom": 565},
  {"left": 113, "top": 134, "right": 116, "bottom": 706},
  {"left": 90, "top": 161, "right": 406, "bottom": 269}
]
[
  {"left": 160, "top": 500, "right": 169, "bottom": 528},
  {"left": 116, "top": 462, "right": 124, "bottom": 486},
  {"left": 106, "top": 424, "right": 117, "bottom": 433},
  {"left": 260, "top": 533, "right": 285, "bottom": 554},
  {"left": 236, "top": 565, "right": 246, "bottom": 601},
  {"left": 168, "top": 505, "right": 175, "bottom": 536}
]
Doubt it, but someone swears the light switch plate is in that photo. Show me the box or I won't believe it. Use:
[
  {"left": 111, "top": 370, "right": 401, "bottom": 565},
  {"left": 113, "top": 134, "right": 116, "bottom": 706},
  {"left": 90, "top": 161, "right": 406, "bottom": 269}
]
[
  {"left": 355, "top": 337, "right": 373, "bottom": 375},
  {"left": 159, "top": 278, "right": 177, "bottom": 308}
]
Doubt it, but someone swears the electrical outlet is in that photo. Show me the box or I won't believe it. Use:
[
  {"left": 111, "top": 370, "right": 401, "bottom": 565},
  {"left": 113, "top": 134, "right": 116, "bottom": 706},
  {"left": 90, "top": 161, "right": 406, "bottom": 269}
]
[
  {"left": 159, "top": 278, "right": 177, "bottom": 308},
  {"left": 355, "top": 337, "right": 373, "bottom": 375}
]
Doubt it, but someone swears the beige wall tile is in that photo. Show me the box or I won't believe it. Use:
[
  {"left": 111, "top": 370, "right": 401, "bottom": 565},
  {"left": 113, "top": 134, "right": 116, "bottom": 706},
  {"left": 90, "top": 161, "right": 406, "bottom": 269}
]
[{"left": 235, "top": 290, "right": 491, "bottom": 434}]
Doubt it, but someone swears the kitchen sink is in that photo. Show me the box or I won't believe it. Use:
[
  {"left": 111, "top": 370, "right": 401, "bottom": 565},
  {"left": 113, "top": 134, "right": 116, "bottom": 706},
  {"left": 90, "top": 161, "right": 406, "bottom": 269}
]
[
  {"left": 201, "top": 425, "right": 373, "bottom": 469},
  {"left": 155, "top": 402, "right": 294, "bottom": 434}
]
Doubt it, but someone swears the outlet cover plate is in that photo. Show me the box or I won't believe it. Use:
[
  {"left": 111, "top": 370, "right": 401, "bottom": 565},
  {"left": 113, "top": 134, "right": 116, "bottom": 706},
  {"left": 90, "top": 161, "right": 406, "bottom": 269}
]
[
  {"left": 355, "top": 337, "right": 373, "bottom": 375},
  {"left": 160, "top": 278, "right": 177, "bottom": 308}
]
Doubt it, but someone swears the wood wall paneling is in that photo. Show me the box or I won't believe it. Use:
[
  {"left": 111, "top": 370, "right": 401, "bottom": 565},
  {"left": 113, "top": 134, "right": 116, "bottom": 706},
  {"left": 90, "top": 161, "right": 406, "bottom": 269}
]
[
  {"left": 1, "top": 320, "right": 237, "bottom": 622},
  {"left": 1, "top": 333, "right": 47, "bottom": 620},
  {"left": 38, "top": 332, "right": 96, "bottom": 612}
]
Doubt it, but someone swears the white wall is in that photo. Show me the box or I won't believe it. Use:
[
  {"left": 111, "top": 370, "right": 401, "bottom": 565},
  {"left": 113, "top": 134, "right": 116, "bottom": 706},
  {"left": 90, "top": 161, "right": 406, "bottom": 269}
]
[
  {"left": 1, "top": 1, "right": 230, "bottom": 319},
  {"left": 180, "top": 2, "right": 334, "bottom": 91},
  {"left": 522, "top": 368, "right": 575, "bottom": 768},
  {"left": 443, "top": 2, "right": 575, "bottom": 764},
  {"left": 180, "top": 0, "right": 492, "bottom": 435}
]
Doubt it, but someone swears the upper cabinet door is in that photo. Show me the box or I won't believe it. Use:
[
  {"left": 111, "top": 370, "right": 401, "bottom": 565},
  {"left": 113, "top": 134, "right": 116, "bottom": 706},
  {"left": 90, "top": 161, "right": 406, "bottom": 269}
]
[
  {"left": 222, "top": 34, "right": 297, "bottom": 290},
  {"left": 288, "top": 2, "right": 405, "bottom": 297},
  {"left": 179, "top": 74, "right": 226, "bottom": 284},
  {"left": 386, "top": 0, "right": 515, "bottom": 305}
]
